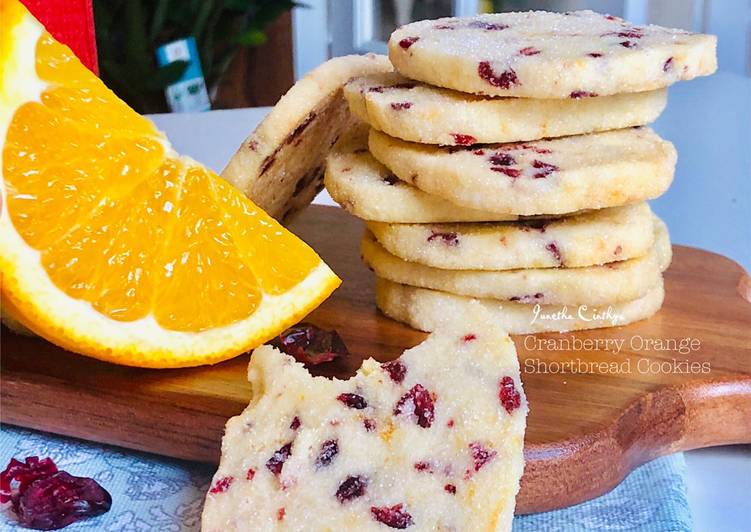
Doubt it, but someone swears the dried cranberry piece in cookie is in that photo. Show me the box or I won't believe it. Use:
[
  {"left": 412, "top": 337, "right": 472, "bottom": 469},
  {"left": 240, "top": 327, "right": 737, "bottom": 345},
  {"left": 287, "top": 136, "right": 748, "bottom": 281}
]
[
  {"left": 394, "top": 384, "right": 436, "bottom": 428},
  {"left": 371, "top": 503, "right": 414, "bottom": 529},
  {"left": 399, "top": 37, "right": 419, "bottom": 49},
  {"left": 451, "top": 133, "right": 477, "bottom": 146},
  {"left": 427, "top": 231, "right": 459, "bottom": 246},
  {"left": 336, "top": 475, "right": 368, "bottom": 503},
  {"left": 337, "top": 393, "right": 368, "bottom": 409},
  {"left": 315, "top": 440, "right": 340, "bottom": 469},
  {"left": 209, "top": 476, "right": 234, "bottom": 494},
  {"left": 499, "top": 376, "right": 522, "bottom": 413},
  {"left": 266, "top": 442, "right": 293, "bottom": 476},
  {"left": 469, "top": 442, "right": 497, "bottom": 473},
  {"left": 270, "top": 323, "right": 349, "bottom": 365},
  {"left": 477, "top": 62, "right": 519, "bottom": 89},
  {"left": 383, "top": 360, "right": 407, "bottom": 383}
]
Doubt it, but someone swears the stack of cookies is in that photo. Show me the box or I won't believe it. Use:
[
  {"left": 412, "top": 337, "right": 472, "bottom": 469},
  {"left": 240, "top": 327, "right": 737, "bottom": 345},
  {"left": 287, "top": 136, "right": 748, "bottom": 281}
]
[{"left": 325, "top": 10, "right": 717, "bottom": 334}]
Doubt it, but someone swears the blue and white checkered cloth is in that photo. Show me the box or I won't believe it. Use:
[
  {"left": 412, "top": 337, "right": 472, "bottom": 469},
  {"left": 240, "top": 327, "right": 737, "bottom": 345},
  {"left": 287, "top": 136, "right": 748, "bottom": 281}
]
[{"left": 0, "top": 424, "right": 690, "bottom": 531}]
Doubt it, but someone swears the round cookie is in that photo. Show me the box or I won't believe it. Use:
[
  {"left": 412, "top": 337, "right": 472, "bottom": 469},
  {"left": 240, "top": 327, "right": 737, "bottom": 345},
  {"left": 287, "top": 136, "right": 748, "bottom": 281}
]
[
  {"left": 367, "top": 203, "right": 655, "bottom": 271},
  {"left": 388, "top": 11, "right": 717, "bottom": 99},
  {"left": 369, "top": 127, "right": 676, "bottom": 216},
  {"left": 324, "top": 125, "right": 518, "bottom": 223},
  {"left": 361, "top": 218, "right": 671, "bottom": 305},
  {"left": 345, "top": 72, "right": 667, "bottom": 145},
  {"left": 221, "top": 54, "right": 391, "bottom": 222},
  {"left": 375, "top": 277, "right": 665, "bottom": 335}
]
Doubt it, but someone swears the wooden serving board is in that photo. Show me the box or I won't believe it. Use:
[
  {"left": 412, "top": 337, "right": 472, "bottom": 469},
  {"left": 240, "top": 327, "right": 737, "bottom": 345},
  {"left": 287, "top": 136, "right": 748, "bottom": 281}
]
[{"left": 2, "top": 205, "right": 750, "bottom": 514}]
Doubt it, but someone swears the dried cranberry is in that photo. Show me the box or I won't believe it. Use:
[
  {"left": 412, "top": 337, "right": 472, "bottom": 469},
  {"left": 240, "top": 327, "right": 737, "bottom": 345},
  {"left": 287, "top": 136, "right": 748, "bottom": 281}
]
[
  {"left": 399, "top": 37, "right": 419, "bottom": 49},
  {"left": 444, "top": 484, "right": 457, "bottom": 494},
  {"left": 277, "top": 507, "right": 286, "bottom": 521},
  {"left": 209, "top": 476, "right": 234, "bottom": 494},
  {"left": 390, "top": 102, "right": 413, "bottom": 111},
  {"left": 570, "top": 91, "right": 598, "bottom": 99},
  {"left": 413, "top": 462, "right": 433, "bottom": 473},
  {"left": 614, "top": 245, "right": 623, "bottom": 256},
  {"left": 620, "top": 40, "right": 638, "bottom": 48},
  {"left": 427, "top": 231, "right": 459, "bottom": 246},
  {"left": 364, "top": 418, "right": 377, "bottom": 432},
  {"left": 663, "top": 57, "right": 674, "bottom": 72},
  {"left": 246, "top": 468, "right": 256, "bottom": 481},
  {"left": 315, "top": 440, "right": 339, "bottom": 469},
  {"left": 545, "top": 241, "right": 563, "bottom": 264},
  {"left": 587, "top": 52, "right": 604, "bottom": 58},
  {"left": 489, "top": 153, "right": 516, "bottom": 167},
  {"left": 336, "top": 475, "right": 368, "bottom": 503},
  {"left": 290, "top": 416, "right": 301, "bottom": 430},
  {"left": 532, "top": 159, "right": 559, "bottom": 178},
  {"left": 337, "top": 393, "right": 368, "bottom": 409},
  {"left": 266, "top": 442, "right": 293, "bottom": 476},
  {"left": 617, "top": 30, "right": 644, "bottom": 39},
  {"left": 469, "top": 442, "right": 497, "bottom": 472},
  {"left": 270, "top": 323, "right": 349, "bottom": 365},
  {"left": 451, "top": 133, "right": 476, "bottom": 146},
  {"left": 383, "top": 360, "right": 407, "bottom": 383},
  {"left": 510, "top": 293, "right": 544, "bottom": 303},
  {"left": 519, "top": 46, "right": 541, "bottom": 56},
  {"left": 1, "top": 456, "right": 112, "bottom": 530},
  {"left": 473, "top": 149, "right": 485, "bottom": 156},
  {"left": 477, "top": 62, "right": 519, "bottom": 89},
  {"left": 394, "top": 384, "right": 436, "bottom": 428},
  {"left": 434, "top": 23, "right": 457, "bottom": 30},
  {"left": 371, "top": 504, "right": 414, "bottom": 529},
  {"left": 492, "top": 167, "right": 522, "bottom": 178},
  {"left": 468, "top": 20, "right": 508, "bottom": 31},
  {"left": 499, "top": 376, "right": 522, "bottom": 413},
  {"left": 463, "top": 334, "right": 477, "bottom": 342}
]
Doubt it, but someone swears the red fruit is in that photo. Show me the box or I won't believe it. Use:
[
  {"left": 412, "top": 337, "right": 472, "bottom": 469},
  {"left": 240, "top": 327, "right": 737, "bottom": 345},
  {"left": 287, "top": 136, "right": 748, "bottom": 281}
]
[
  {"left": 315, "top": 440, "right": 339, "bottom": 469},
  {"left": 270, "top": 323, "right": 349, "bottom": 365},
  {"left": 663, "top": 57, "right": 674, "bottom": 72},
  {"left": 336, "top": 475, "right": 368, "bottom": 503},
  {"left": 1, "top": 456, "right": 112, "bottom": 530},
  {"left": 427, "top": 231, "right": 459, "bottom": 247},
  {"left": 451, "top": 133, "right": 476, "bottom": 146},
  {"left": 468, "top": 21, "right": 508, "bottom": 31},
  {"left": 444, "top": 484, "right": 457, "bottom": 494},
  {"left": 413, "top": 462, "right": 433, "bottom": 473},
  {"left": 277, "top": 507, "right": 286, "bottom": 521},
  {"left": 266, "top": 442, "right": 293, "bottom": 477},
  {"left": 491, "top": 167, "right": 522, "bottom": 178},
  {"left": 545, "top": 241, "right": 563, "bottom": 264},
  {"left": 489, "top": 153, "right": 516, "bottom": 167},
  {"left": 390, "top": 102, "right": 413, "bottom": 111},
  {"left": 383, "top": 360, "right": 407, "bottom": 383},
  {"left": 371, "top": 503, "right": 414, "bottom": 529},
  {"left": 531, "top": 159, "right": 559, "bottom": 178},
  {"left": 620, "top": 40, "right": 638, "bottom": 48},
  {"left": 209, "top": 476, "right": 234, "bottom": 494},
  {"left": 463, "top": 334, "right": 477, "bottom": 342},
  {"left": 570, "top": 91, "right": 598, "bottom": 99},
  {"left": 588, "top": 52, "right": 604, "bottom": 58},
  {"left": 469, "top": 442, "right": 497, "bottom": 472},
  {"left": 290, "top": 416, "right": 301, "bottom": 430},
  {"left": 394, "top": 384, "right": 436, "bottom": 428},
  {"left": 477, "top": 62, "right": 519, "bottom": 89},
  {"left": 246, "top": 468, "right": 256, "bottom": 481},
  {"left": 434, "top": 23, "right": 457, "bottom": 30},
  {"left": 399, "top": 37, "right": 419, "bottom": 49},
  {"left": 519, "top": 46, "right": 541, "bottom": 56},
  {"left": 337, "top": 393, "right": 368, "bottom": 409},
  {"left": 499, "top": 376, "right": 522, "bottom": 413},
  {"left": 363, "top": 418, "right": 377, "bottom": 432}
]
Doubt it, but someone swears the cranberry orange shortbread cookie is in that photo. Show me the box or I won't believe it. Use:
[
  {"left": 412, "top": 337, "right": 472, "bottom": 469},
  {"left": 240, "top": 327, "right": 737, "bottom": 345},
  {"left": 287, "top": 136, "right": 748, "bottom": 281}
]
[
  {"left": 361, "top": 218, "right": 671, "bottom": 305},
  {"left": 375, "top": 277, "right": 665, "bottom": 334},
  {"left": 345, "top": 72, "right": 667, "bottom": 145},
  {"left": 369, "top": 127, "right": 676, "bottom": 216},
  {"left": 367, "top": 203, "right": 655, "bottom": 270},
  {"left": 388, "top": 11, "right": 716, "bottom": 99},
  {"left": 222, "top": 54, "right": 391, "bottom": 222},
  {"left": 325, "top": 125, "right": 517, "bottom": 223},
  {"left": 202, "top": 326, "right": 527, "bottom": 531}
]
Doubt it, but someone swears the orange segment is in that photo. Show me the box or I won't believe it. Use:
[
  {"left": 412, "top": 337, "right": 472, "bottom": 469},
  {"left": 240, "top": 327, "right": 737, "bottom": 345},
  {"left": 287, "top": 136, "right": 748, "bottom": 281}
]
[{"left": 0, "top": 0, "right": 340, "bottom": 367}]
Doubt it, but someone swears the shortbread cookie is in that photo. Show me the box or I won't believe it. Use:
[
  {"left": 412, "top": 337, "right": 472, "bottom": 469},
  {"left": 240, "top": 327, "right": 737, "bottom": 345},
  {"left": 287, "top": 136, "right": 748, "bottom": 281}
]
[
  {"left": 345, "top": 72, "right": 667, "bottom": 145},
  {"left": 389, "top": 11, "right": 717, "bottom": 98},
  {"left": 361, "top": 218, "right": 671, "bottom": 305},
  {"left": 221, "top": 54, "right": 391, "bottom": 222},
  {"left": 375, "top": 277, "right": 665, "bottom": 334},
  {"left": 369, "top": 127, "right": 676, "bottom": 216},
  {"left": 202, "top": 326, "right": 527, "bottom": 531},
  {"left": 324, "top": 125, "right": 518, "bottom": 222},
  {"left": 367, "top": 204, "right": 655, "bottom": 270}
]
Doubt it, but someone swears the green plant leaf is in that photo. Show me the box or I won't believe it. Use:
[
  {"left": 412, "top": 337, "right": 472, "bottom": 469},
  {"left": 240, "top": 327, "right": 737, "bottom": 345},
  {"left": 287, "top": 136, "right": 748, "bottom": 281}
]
[
  {"left": 144, "top": 60, "right": 190, "bottom": 91},
  {"left": 232, "top": 28, "right": 267, "bottom": 46}
]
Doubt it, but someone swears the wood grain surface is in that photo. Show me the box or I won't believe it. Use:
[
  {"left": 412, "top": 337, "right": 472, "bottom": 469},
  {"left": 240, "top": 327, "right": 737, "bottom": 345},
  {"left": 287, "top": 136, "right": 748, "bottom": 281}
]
[{"left": 2, "top": 205, "right": 750, "bottom": 514}]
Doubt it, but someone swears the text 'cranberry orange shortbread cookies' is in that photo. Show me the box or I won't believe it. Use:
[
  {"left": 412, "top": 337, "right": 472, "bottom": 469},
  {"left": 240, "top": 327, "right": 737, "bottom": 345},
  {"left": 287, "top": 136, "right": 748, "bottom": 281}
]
[
  {"left": 367, "top": 203, "right": 655, "bottom": 271},
  {"left": 221, "top": 54, "right": 391, "bottom": 223},
  {"left": 388, "top": 11, "right": 716, "bottom": 99},
  {"left": 362, "top": 218, "right": 671, "bottom": 306},
  {"left": 202, "top": 325, "right": 527, "bottom": 531},
  {"left": 345, "top": 72, "right": 667, "bottom": 145},
  {"left": 369, "top": 127, "right": 676, "bottom": 216},
  {"left": 375, "top": 277, "right": 665, "bottom": 335},
  {"left": 324, "top": 124, "right": 518, "bottom": 223}
]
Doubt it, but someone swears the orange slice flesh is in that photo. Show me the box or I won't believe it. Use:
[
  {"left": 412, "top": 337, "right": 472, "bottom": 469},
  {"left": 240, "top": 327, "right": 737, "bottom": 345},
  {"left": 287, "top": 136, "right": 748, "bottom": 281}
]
[{"left": 0, "top": 0, "right": 340, "bottom": 367}]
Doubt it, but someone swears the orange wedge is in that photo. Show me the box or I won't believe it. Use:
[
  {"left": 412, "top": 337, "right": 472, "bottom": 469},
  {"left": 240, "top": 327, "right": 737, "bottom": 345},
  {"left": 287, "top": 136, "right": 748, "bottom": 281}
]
[{"left": 0, "top": 0, "right": 340, "bottom": 368}]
